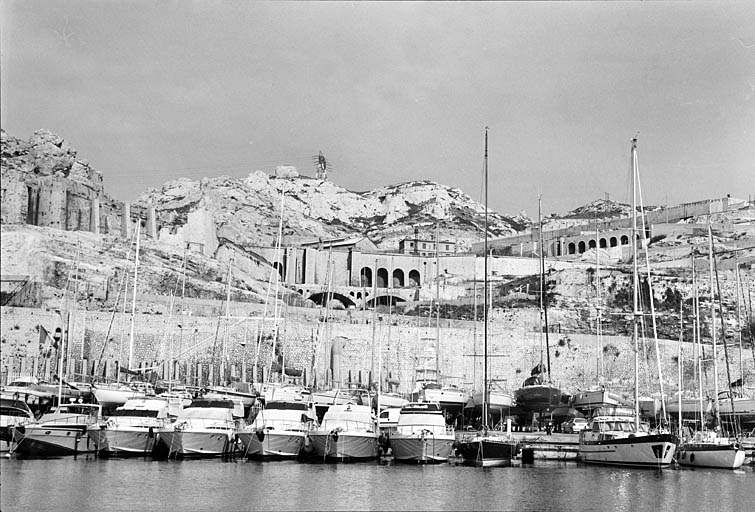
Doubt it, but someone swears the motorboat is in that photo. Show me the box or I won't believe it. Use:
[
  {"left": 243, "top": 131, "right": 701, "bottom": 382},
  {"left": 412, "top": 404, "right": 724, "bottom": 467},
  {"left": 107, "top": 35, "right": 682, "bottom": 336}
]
[
  {"left": 373, "top": 392, "right": 409, "bottom": 411},
  {"left": 158, "top": 387, "right": 194, "bottom": 408},
  {"left": 378, "top": 407, "right": 402, "bottom": 434},
  {"left": 12, "top": 403, "right": 103, "bottom": 457},
  {"left": 717, "top": 392, "right": 755, "bottom": 431},
  {"left": 309, "top": 403, "right": 379, "bottom": 461},
  {"left": 572, "top": 386, "right": 629, "bottom": 415},
  {"left": 578, "top": 406, "right": 677, "bottom": 467},
  {"left": 310, "top": 387, "right": 370, "bottom": 421},
  {"left": 0, "top": 394, "right": 35, "bottom": 452},
  {"left": 389, "top": 402, "right": 455, "bottom": 464},
  {"left": 236, "top": 400, "right": 317, "bottom": 459},
  {"left": 410, "top": 368, "right": 470, "bottom": 426},
  {"left": 89, "top": 397, "right": 183, "bottom": 456},
  {"left": 257, "top": 383, "right": 310, "bottom": 404},
  {"left": 3, "top": 376, "right": 85, "bottom": 406},
  {"left": 157, "top": 399, "right": 241, "bottom": 458},
  {"left": 677, "top": 430, "right": 745, "bottom": 469}
]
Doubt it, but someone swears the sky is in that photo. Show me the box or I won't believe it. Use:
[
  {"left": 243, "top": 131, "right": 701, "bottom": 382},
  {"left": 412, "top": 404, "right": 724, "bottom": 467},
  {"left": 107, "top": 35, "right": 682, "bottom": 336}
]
[{"left": 1, "top": 1, "right": 754, "bottom": 218}]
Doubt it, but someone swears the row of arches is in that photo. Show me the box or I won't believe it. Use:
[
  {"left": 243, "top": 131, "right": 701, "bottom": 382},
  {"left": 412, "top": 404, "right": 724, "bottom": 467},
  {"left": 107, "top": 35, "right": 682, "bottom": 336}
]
[
  {"left": 359, "top": 267, "right": 421, "bottom": 288},
  {"left": 303, "top": 290, "right": 408, "bottom": 309},
  {"left": 565, "top": 234, "right": 635, "bottom": 255}
]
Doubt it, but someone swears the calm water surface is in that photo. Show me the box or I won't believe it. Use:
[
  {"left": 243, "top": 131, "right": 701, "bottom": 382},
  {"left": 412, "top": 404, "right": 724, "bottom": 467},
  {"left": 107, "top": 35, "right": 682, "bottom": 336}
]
[{"left": 2, "top": 456, "right": 753, "bottom": 511}]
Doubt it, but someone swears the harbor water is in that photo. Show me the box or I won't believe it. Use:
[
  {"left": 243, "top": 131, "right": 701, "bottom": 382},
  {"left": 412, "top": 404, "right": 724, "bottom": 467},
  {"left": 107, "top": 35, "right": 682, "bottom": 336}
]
[{"left": 2, "top": 456, "right": 753, "bottom": 511}]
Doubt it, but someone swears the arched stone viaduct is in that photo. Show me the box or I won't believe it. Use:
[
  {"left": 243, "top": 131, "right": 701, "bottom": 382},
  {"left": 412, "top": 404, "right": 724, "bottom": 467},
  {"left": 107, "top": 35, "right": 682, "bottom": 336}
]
[{"left": 255, "top": 246, "right": 483, "bottom": 309}]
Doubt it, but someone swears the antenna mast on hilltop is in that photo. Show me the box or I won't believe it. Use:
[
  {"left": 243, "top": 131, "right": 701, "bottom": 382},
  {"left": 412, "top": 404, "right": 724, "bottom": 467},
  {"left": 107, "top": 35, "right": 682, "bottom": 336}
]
[{"left": 313, "top": 151, "right": 333, "bottom": 180}]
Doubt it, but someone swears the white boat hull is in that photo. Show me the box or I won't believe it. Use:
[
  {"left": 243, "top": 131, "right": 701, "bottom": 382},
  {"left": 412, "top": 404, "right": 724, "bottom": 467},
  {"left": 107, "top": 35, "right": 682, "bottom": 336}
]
[
  {"left": 89, "top": 427, "right": 159, "bottom": 456},
  {"left": 12, "top": 425, "right": 96, "bottom": 456},
  {"left": 678, "top": 443, "right": 746, "bottom": 469},
  {"left": 310, "top": 431, "right": 379, "bottom": 461},
  {"left": 579, "top": 434, "right": 677, "bottom": 467},
  {"left": 389, "top": 433, "right": 455, "bottom": 463},
  {"left": 93, "top": 387, "right": 146, "bottom": 410},
  {"left": 159, "top": 430, "right": 236, "bottom": 458},
  {"left": 470, "top": 390, "right": 514, "bottom": 409},
  {"left": 204, "top": 388, "right": 257, "bottom": 409},
  {"left": 237, "top": 429, "right": 306, "bottom": 459}
]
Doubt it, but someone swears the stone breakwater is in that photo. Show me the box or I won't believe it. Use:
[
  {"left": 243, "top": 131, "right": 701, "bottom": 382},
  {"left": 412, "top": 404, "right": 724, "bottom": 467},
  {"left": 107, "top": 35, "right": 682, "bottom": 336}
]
[{"left": 4, "top": 304, "right": 750, "bottom": 397}]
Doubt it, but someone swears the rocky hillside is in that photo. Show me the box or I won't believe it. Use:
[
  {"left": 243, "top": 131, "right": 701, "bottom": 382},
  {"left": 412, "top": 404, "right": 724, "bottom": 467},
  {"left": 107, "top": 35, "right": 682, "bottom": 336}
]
[
  {"left": 2, "top": 129, "right": 753, "bottom": 335},
  {"left": 134, "top": 173, "right": 526, "bottom": 254}
]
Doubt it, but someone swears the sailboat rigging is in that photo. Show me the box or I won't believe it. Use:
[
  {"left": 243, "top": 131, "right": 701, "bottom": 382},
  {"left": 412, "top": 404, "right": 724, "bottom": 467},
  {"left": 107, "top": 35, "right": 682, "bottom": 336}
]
[
  {"left": 92, "top": 223, "right": 150, "bottom": 412},
  {"left": 513, "top": 197, "right": 563, "bottom": 428},
  {"left": 677, "top": 224, "right": 745, "bottom": 468},
  {"left": 456, "top": 127, "right": 518, "bottom": 467},
  {"left": 578, "top": 136, "right": 677, "bottom": 467}
]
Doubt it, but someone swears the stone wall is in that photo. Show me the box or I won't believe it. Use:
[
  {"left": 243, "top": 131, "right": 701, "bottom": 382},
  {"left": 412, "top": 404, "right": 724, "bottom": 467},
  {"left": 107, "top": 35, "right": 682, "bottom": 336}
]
[{"left": 5, "top": 304, "right": 751, "bottom": 397}]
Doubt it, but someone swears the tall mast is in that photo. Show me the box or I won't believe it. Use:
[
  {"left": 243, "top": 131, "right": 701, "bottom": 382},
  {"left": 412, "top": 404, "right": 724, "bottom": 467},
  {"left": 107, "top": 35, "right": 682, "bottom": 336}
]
[
  {"left": 223, "top": 256, "right": 233, "bottom": 381},
  {"left": 693, "top": 253, "right": 705, "bottom": 423},
  {"left": 539, "top": 196, "right": 552, "bottom": 381},
  {"left": 712, "top": 231, "right": 737, "bottom": 433},
  {"left": 435, "top": 222, "right": 441, "bottom": 377},
  {"left": 631, "top": 137, "right": 640, "bottom": 431},
  {"left": 482, "top": 126, "right": 489, "bottom": 427},
  {"left": 128, "top": 222, "right": 141, "bottom": 371},
  {"left": 735, "top": 255, "right": 744, "bottom": 392},
  {"left": 708, "top": 223, "right": 720, "bottom": 430},
  {"left": 596, "top": 216, "right": 604, "bottom": 382},
  {"left": 677, "top": 301, "right": 683, "bottom": 435}
]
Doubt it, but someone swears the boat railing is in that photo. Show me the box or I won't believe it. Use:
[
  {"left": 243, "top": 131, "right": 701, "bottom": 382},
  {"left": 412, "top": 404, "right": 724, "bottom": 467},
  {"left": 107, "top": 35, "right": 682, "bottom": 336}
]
[
  {"left": 40, "top": 414, "right": 99, "bottom": 426},
  {"left": 321, "top": 420, "right": 375, "bottom": 433},
  {"left": 255, "top": 419, "right": 310, "bottom": 432}
]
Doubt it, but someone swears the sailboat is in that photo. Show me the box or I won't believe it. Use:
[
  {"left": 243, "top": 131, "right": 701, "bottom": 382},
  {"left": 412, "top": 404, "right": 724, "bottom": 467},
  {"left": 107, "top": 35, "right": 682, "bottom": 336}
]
[
  {"left": 410, "top": 227, "right": 471, "bottom": 426},
  {"left": 578, "top": 137, "right": 677, "bottom": 467},
  {"left": 456, "top": 128, "right": 519, "bottom": 467},
  {"left": 93, "top": 223, "right": 150, "bottom": 411},
  {"left": 514, "top": 197, "right": 563, "bottom": 426},
  {"left": 573, "top": 220, "right": 628, "bottom": 415},
  {"left": 677, "top": 225, "right": 745, "bottom": 469},
  {"left": 203, "top": 257, "right": 259, "bottom": 412}
]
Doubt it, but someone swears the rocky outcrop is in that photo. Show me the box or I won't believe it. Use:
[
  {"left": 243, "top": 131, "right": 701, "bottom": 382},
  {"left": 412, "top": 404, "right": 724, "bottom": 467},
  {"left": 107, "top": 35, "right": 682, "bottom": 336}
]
[{"left": 1, "top": 129, "right": 110, "bottom": 230}]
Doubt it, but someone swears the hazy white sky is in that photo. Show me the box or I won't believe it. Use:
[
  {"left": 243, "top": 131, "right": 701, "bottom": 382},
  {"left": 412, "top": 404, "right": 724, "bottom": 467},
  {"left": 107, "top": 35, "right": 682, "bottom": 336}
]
[{"left": 2, "top": 1, "right": 753, "bottom": 217}]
